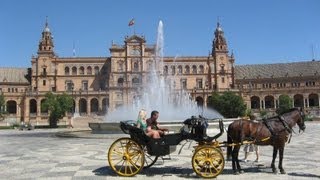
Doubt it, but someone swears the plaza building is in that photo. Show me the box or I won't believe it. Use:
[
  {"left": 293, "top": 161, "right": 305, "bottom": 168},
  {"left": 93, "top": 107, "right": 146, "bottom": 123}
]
[{"left": 0, "top": 20, "right": 319, "bottom": 124}]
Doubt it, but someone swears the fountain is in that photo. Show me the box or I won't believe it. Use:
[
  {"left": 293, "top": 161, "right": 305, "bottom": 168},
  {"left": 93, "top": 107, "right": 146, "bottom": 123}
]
[{"left": 89, "top": 20, "right": 222, "bottom": 133}]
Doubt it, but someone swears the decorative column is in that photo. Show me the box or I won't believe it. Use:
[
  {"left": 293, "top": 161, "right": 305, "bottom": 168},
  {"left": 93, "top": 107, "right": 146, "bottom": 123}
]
[
  {"left": 260, "top": 100, "right": 265, "bottom": 109},
  {"left": 87, "top": 98, "right": 91, "bottom": 116}
]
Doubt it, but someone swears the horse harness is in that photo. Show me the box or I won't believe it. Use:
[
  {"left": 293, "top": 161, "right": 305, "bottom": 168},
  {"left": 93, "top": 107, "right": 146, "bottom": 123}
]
[{"left": 263, "top": 116, "right": 294, "bottom": 143}]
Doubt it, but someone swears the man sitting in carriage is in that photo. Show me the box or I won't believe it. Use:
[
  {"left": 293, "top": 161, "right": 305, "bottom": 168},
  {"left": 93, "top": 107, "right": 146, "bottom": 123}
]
[{"left": 146, "top": 110, "right": 168, "bottom": 138}]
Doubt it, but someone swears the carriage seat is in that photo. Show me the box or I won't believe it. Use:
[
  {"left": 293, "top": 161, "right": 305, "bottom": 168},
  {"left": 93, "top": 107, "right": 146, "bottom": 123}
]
[{"left": 120, "top": 121, "right": 151, "bottom": 144}]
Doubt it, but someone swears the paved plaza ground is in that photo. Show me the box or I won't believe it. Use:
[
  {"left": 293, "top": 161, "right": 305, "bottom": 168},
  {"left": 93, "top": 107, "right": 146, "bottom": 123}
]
[{"left": 0, "top": 121, "right": 319, "bottom": 180}]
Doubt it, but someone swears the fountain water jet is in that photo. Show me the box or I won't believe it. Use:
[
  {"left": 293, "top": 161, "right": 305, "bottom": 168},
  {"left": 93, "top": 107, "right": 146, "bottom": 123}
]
[{"left": 105, "top": 20, "right": 222, "bottom": 122}]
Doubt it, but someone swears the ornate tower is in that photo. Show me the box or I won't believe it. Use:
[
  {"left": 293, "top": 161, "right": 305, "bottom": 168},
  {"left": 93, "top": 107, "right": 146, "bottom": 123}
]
[
  {"left": 38, "top": 18, "right": 54, "bottom": 56},
  {"left": 31, "top": 18, "right": 57, "bottom": 92},
  {"left": 210, "top": 22, "right": 235, "bottom": 91}
]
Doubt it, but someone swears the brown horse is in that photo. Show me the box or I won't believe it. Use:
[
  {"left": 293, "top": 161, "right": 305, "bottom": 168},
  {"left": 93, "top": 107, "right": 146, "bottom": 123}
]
[{"left": 227, "top": 108, "right": 306, "bottom": 174}]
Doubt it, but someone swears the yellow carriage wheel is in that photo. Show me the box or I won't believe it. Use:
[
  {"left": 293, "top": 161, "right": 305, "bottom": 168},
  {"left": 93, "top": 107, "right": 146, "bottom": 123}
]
[
  {"left": 192, "top": 146, "right": 225, "bottom": 178},
  {"left": 108, "top": 137, "right": 145, "bottom": 177}
]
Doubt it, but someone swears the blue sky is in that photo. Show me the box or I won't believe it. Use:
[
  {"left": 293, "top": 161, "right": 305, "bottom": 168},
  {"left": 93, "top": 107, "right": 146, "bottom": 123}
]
[{"left": 0, "top": 0, "right": 319, "bottom": 67}]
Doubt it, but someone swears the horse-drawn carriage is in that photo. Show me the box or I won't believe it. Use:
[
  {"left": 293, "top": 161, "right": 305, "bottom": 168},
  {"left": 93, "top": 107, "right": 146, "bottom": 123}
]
[
  {"left": 108, "top": 108, "right": 306, "bottom": 177},
  {"left": 108, "top": 116, "right": 225, "bottom": 178}
]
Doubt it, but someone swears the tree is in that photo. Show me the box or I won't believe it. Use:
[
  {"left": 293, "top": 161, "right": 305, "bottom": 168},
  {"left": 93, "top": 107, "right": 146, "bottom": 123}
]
[
  {"left": 42, "top": 92, "right": 73, "bottom": 128},
  {"left": 207, "top": 91, "right": 246, "bottom": 118},
  {"left": 276, "top": 94, "right": 293, "bottom": 115}
]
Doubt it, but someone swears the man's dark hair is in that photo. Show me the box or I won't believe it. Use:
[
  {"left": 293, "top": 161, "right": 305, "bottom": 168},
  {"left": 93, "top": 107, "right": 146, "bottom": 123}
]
[{"left": 151, "top": 110, "right": 159, "bottom": 117}]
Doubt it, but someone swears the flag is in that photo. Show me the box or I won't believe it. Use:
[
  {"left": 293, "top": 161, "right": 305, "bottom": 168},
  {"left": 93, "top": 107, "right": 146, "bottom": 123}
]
[{"left": 128, "top": 18, "right": 135, "bottom": 26}]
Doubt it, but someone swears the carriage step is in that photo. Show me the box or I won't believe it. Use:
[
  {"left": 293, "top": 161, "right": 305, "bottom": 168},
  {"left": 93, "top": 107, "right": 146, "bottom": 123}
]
[{"left": 162, "top": 155, "right": 172, "bottom": 160}]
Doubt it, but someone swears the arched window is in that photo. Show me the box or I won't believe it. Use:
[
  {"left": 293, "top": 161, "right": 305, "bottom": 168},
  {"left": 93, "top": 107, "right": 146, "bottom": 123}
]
[
  {"left": 199, "top": 65, "right": 204, "bottom": 73},
  {"left": 72, "top": 67, "right": 77, "bottom": 75},
  {"left": 265, "top": 95, "right": 275, "bottom": 109},
  {"left": 185, "top": 65, "right": 190, "bottom": 74},
  {"left": 7, "top": 100, "right": 17, "bottom": 114},
  {"left": 65, "top": 67, "right": 70, "bottom": 75},
  {"left": 94, "top": 66, "right": 99, "bottom": 75},
  {"left": 79, "top": 66, "right": 84, "bottom": 75},
  {"left": 133, "top": 62, "right": 139, "bottom": 71},
  {"left": 250, "top": 96, "right": 260, "bottom": 109},
  {"left": 87, "top": 66, "right": 92, "bottom": 75},
  {"left": 171, "top": 66, "right": 175, "bottom": 75},
  {"left": 90, "top": 98, "right": 99, "bottom": 113},
  {"left": 192, "top": 65, "right": 197, "bottom": 74},
  {"left": 164, "top": 66, "right": 168, "bottom": 75},
  {"left": 178, "top": 65, "right": 182, "bottom": 74}
]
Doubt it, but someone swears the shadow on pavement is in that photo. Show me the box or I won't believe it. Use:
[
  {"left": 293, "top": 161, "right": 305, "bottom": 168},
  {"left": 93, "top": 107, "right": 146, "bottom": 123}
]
[
  {"left": 93, "top": 165, "right": 277, "bottom": 178},
  {"left": 288, "top": 172, "right": 320, "bottom": 179}
]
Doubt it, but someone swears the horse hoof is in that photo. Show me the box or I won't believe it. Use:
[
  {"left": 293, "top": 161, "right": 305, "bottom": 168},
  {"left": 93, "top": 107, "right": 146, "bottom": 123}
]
[
  {"left": 272, "top": 169, "right": 278, "bottom": 174},
  {"left": 233, "top": 171, "right": 240, "bottom": 175},
  {"left": 239, "top": 170, "right": 244, "bottom": 174},
  {"left": 280, "top": 170, "right": 286, "bottom": 174}
]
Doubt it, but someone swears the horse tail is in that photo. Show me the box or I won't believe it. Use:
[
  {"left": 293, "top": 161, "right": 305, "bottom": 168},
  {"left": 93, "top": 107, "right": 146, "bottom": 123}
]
[{"left": 226, "top": 123, "right": 233, "bottom": 161}]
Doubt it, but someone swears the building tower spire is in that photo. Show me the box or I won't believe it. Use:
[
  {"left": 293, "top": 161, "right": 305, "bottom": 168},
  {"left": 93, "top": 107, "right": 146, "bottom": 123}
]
[
  {"left": 212, "top": 22, "right": 228, "bottom": 55},
  {"left": 38, "top": 17, "right": 54, "bottom": 56}
]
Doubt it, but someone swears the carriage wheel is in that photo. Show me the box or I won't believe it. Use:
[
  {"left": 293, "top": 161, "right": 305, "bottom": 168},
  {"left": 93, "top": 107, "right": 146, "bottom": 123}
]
[
  {"left": 143, "top": 146, "right": 159, "bottom": 169},
  {"left": 108, "top": 137, "right": 144, "bottom": 177},
  {"left": 192, "top": 146, "right": 225, "bottom": 178}
]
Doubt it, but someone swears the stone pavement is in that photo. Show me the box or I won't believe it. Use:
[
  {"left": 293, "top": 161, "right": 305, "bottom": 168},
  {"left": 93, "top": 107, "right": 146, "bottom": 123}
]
[{"left": 0, "top": 122, "right": 319, "bottom": 180}]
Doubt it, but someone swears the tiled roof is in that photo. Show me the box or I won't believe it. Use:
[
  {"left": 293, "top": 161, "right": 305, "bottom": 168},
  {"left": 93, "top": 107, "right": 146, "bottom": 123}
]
[
  {"left": 235, "top": 60, "right": 320, "bottom": 80},
  {"left": 0, "top": 67, "right": 29, "bottom": 83}
]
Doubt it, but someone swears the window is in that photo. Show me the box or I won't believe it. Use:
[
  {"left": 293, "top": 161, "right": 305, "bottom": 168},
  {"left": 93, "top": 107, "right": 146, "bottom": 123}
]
[
  {"left": 178, "top": 65, "right": 182, "bottom": 74},
  {"left": 65, "top": 80, "right": 74, "bottom": 91},
  {"left": 192, "top": 65, "right": 197, "bottom": 74},
  {"left": 65, "top": 67, "right": 70, "bottom": 75},
  {"left": 87, "top": 66, "right": 92, "bottom": 75},
  {"left": 181, "top": 79, "right": 187, "bottom": 89},
  {"left": 185, "top": 65, "right": 190, "bottom": 74},
  {"left": 221, "top": 77, "right": 225, "bottom": 83},
  {"left": 199, "top": 65, "right": 204, "bottom": 73},
  {"left": 43, "top": 68, "right": 47, "bottom": 75},
  {"left": 171, "top": 66, "right": 175, "bottom": 75},
  {"left": 164, "top": 66, "right": 168, "bottom": 75},
  {"left": 79, "top": 66, "right": 84, "bottom": 75},
  {"left": 133, "top": 62, "right": 139, "bottom": 71},
  {"left": 94, "top": 66, "right": 99, "bottom": 75},
  {"left": 82, "top": 80, "right": 88, "bottom": 91},
  {"left": 72, "top": 67, "right": 77, "bottom": 75},
  {"left": 43, "top": 80, "right": 46, "bottom": 86},
  {"left": 197, "top": 79, "right": 203, "bottom": 89}
]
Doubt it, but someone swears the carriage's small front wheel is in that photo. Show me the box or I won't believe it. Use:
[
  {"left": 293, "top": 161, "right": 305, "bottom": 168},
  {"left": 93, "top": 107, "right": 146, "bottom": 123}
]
[
  {"left": 192, "top": 146, "right": 225, "bottom": 178},
  {"left": 108, "top": 137, "right": 144, "bottom": 177},
  {"left": 143, "top": 146, "right": 159, "bottom": 169}
]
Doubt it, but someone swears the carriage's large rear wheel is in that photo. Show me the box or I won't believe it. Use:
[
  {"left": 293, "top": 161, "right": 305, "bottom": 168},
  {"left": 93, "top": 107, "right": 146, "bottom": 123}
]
[
  {"left": 108, "top": 137, "right": 144, "bottom": 177},
  {"left": 192, "top": 146, "right": 225, "bottom": 178}
]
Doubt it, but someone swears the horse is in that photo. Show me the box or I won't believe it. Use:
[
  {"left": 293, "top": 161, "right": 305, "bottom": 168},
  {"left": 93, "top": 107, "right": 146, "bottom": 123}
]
[{"left": 226, "top": 108, "right": 306, "bottom": 174}]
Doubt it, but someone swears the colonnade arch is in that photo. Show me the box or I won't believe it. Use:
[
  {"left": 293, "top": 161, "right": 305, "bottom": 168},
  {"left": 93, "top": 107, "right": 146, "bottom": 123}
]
[{"left": 6, "top": 100, "right": 17, "bottom": 114}]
